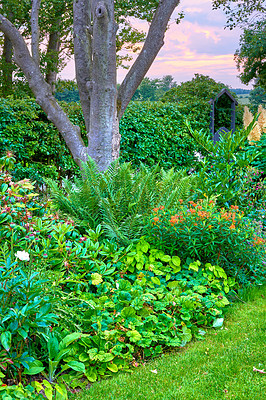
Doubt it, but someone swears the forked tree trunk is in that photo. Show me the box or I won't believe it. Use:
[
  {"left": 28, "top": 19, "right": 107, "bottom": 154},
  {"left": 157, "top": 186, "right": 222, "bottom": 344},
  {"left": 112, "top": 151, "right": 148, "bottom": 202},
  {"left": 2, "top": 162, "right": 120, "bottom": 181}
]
[
  {"left": 87, "top": 0, "right": 118, "bottom": 170},
  {"left": 0, "top": 0, "right": 180, "bottom": 170}
]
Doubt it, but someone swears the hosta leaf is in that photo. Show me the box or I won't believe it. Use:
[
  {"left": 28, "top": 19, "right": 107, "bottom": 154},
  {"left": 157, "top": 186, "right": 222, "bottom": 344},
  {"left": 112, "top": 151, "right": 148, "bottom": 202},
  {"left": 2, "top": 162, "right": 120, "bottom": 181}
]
[{"left": 107, "top": 363, "right": 118, "bottom": 373}]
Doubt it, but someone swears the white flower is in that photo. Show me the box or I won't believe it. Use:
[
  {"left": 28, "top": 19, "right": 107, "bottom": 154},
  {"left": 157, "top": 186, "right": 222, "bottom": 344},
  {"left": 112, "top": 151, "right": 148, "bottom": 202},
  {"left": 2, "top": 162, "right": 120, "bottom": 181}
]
[{"left": 15, "top": 251, "right": 30, "bottom": 261}]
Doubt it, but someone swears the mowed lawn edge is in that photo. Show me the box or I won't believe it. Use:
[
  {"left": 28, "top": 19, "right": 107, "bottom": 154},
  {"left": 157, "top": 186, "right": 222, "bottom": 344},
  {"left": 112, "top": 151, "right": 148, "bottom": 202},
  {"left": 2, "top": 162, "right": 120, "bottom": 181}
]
[{"left": 72, "top": 285, "right": 266, "bottom": 400}]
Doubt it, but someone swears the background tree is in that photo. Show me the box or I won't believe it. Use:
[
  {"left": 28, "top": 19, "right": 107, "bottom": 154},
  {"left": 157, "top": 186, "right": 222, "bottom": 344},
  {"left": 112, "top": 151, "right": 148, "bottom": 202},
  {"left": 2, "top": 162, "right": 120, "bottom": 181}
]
[
  {"left": 131, "top": 75, "right": 177, "bottom": 101},
  {"left": 235, "top": 21, "right": 266, "bottom": 88},
  {"left": 249, "top": 86, "right": 266, "bottom": 108},
  {"left": 0, "top": 0, "right": 181, "bottom": 170},
  {"left": 212, "top": 0, "right": 266, "bottom": 29}
]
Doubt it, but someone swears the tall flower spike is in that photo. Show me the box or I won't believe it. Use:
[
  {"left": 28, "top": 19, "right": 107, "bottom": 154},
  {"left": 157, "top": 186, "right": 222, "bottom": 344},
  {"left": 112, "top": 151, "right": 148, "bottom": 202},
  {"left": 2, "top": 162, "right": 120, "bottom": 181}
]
[
  {"left": 243, "top": 106, "right": 253, "bottom": 129},
  {"left": 258, "top": 104, "right": 266, "bottom": 133}
]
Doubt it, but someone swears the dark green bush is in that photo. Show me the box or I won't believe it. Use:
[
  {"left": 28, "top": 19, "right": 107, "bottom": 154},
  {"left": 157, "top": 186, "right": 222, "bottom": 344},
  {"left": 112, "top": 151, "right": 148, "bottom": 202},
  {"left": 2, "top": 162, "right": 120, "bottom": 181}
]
[
  {"left": 0, "top": 98, "right": 81, "bottom": 186},
  {"left": 119, "top": 101, "right": 202, "bottom": 170}
]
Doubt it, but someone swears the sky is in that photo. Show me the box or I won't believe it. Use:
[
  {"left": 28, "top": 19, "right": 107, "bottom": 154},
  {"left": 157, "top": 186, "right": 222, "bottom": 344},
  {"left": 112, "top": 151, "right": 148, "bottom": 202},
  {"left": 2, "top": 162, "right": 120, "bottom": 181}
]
[{"left": 60, "top": 0, "right": 252, "bottom": 89}]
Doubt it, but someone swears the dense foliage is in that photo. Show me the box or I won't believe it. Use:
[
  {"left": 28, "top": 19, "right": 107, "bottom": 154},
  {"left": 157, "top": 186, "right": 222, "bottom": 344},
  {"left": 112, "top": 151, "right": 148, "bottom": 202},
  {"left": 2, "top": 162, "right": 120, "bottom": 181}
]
[
  {"left": 119, "top": 101, "right": 202, "bottom": 170},
  {"left": 235, "top": 21, "right": 266, "bottom": 89},
  {"left": 46, "top": 159, "right": 196, "bottom": 244},
  {"left": 146, "top": 199, "right": 265, "bottom": 286},
  {"left": 0, "top": 98, "right": 80, "bottom": 185},
  {"left": 0, "top": 155, "right": 239, "bottom": 398}
]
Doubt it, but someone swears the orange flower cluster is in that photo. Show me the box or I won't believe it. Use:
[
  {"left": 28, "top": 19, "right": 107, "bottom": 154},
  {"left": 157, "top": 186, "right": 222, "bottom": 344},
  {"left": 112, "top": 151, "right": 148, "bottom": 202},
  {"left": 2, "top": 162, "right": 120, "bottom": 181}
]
[
  {"left": 253, "top": 236, "right": 266, "bottom": 245},
  {"left": 153, "top": 206, "right": 165, "bottom": 213},
  {"left": 152, "top": 217, "right": 160, "bottom": 224},
  {"left": 169, "top": 214, "right": 184, "bottom": 226},
  {"left": 221, "top": 211, "right": 236, "bottom": 222},
  {"left": 196, "top": 210, "right": 210, "bottom": 219}
]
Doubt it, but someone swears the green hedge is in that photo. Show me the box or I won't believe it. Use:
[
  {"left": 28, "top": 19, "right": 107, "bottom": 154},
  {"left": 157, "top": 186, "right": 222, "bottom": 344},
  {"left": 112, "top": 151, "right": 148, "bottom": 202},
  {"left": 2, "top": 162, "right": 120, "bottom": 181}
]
[
  {"left": 119, "top": 101, "right": 201, "bottom": 170},
  {"left": 0, "top": 98, "right": 83, "bottom": 185},
  {"left": 0, "top": 96, "right": 244, "bottom": 183}
]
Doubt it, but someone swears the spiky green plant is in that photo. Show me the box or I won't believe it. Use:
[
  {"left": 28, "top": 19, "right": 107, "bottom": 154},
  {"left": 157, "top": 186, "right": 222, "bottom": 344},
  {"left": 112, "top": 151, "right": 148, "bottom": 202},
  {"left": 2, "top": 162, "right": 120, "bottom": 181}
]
[{"left": 46, "top": 159, "right": 196, "bottom": 244}]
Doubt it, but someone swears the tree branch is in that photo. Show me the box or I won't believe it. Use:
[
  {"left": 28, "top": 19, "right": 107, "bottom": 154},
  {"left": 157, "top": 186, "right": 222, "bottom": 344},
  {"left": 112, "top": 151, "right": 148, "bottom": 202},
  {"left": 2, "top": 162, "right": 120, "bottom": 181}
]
[
  {"left": 0, "top": 14, "right": 87, "bottom": 166},
  {"left": 73, "top": 0, "right": 93, "bottom": 134},
  {"left": 117, "top": 0, "right": 180, "bottom": 119},
  {"left": 31, "top": 0, "right": 41, "bottom": 65}
]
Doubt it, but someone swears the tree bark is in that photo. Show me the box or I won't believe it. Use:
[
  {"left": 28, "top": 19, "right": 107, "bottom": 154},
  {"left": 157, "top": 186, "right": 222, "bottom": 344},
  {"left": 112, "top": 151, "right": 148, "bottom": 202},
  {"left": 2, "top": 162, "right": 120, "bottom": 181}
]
[
  {"left": 1, "top": 34, "right": 13, "bottom": 96},
  {"left": 45, "top": 30, "right": 61, "bottom": 93},
  {"left": 31, "top": 0, "right": 41, "bottom": 66},
  {"left": 87, "top": 0, "right": 118, "bottom": 170},
  {"left": 73, "top": 0, "right": 93, "bottom": 135},
  {"left": 0, "top": 14, "right": 88, "bottom": 167}
]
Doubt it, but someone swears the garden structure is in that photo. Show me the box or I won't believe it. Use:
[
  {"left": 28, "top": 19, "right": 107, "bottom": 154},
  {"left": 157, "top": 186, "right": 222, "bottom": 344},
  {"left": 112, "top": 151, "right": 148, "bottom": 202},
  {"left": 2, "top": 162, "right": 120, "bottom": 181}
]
[{"left": 209, "top": 88, "right": 238, "bottom": 143}]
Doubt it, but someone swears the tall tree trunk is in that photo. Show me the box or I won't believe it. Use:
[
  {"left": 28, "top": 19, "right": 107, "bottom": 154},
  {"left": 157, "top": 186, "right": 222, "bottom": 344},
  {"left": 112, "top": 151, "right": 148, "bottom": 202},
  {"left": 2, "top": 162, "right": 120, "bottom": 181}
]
[
  {"left": 0, "top": 14, "right": 88, "bottom": 167},
  {"left": 2, "top": 34, "right": 13, "bottom": 96},
  {"left": 87, "top": 0, "right": 118, "bottom": 170}
]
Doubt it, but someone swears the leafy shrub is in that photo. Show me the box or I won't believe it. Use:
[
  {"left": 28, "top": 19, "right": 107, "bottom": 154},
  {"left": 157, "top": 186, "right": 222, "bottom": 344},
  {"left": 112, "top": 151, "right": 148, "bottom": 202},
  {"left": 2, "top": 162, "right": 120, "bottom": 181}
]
[
  {"left": 145, "top": 199, "right": 266, "bottom": 286},
  {"left": 0, "top": 98, "right": 80, "bottom": 186},
  {"left": 244, "top": 133, "right": 266, "bottom": 174},
  {"left": 119, "top": 101, "right": 201, "bottom": 170},
  {"left": 184, "top": 119, "right": 259, "bottom": 206},
  {"left": 46, "top": 159, "right": 197, "bottom": 244},
  {"left": 0, "top": 381, "right": 45, "bottom": 400}
]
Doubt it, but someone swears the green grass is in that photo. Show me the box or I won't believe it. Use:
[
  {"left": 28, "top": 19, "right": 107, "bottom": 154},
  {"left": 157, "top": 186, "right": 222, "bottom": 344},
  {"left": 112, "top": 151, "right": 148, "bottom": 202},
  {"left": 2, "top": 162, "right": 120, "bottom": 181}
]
[{"left": 72, "top": 285, "right": 266, "bottom": 400}]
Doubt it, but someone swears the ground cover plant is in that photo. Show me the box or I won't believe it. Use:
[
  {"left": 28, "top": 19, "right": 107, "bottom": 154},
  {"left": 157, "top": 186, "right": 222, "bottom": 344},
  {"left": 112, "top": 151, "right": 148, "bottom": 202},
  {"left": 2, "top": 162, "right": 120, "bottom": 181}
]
[{"left": 71, "top": 284, "right": 266, "bottom": 400}]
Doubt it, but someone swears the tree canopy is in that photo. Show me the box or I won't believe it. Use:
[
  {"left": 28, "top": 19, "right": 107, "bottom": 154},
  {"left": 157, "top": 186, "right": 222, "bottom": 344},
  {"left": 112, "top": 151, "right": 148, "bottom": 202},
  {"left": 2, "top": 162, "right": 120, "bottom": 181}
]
[
  {"left": 235, "top": 21, "right": 266, "bottom": 88},
  {"left": 212, "top": 0, "right": 266, "bottom": 29}
]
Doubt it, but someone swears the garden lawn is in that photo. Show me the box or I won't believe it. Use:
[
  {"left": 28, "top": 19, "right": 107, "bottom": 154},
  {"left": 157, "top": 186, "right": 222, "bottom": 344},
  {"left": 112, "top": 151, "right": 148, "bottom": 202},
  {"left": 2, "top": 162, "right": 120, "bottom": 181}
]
[{"left": 72, "top": 285, "right": 266, "bottom": 400}]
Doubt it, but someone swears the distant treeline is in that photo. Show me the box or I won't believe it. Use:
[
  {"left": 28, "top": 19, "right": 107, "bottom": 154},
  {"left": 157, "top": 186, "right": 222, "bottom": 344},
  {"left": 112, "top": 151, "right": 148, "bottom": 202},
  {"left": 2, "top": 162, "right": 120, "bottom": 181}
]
[{"left": 231, "top": 88, "right": 251, "bottom": 95}]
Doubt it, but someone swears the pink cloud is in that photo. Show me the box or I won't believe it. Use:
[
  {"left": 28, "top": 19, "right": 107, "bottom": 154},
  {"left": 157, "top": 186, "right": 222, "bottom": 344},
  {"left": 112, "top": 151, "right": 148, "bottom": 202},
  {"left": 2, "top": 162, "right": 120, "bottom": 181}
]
[{"left": 60, "top": 0, "right": 251, "bottom": 89}]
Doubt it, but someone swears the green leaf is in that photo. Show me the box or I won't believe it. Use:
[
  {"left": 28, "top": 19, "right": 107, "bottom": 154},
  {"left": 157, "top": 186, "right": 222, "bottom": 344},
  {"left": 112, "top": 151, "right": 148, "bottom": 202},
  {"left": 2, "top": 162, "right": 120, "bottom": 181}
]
[
  {"left": 182, "top": 326, "right": 192, "bottom": 343},
  {"left": 67, "top": 361, "right": 86, "bottom": 373},
  {"left": 107, "top": 363, "right": 118, "bottom": 373},
  {"left": 160, "top": 255, "right": 171, "bottom": 262},
  {"left": 167, "top": 281, "right": 180, "bottom": 289},
  {"left": 151, "top": 276, "right": 161, "bottom": 285},
  {"left": 212, "top": 318, "right": 224, "bottom": 328},
  {"left": 85, "top": 370, "right": 97, "bottom": 382},
  {"left": 121, "top": 306, "right": 136, "bottom": 319},
  {"left": 1, "top": 331, "right": 11, "bottom": 351},
  {"left": 79, "top": 353, "right": 89, "bottom": 362},
  {"left": 126, "top": 330, "right": 142, "bottom": 342},
  {"left": 24, "top": 360, "right": 45, "bottom": 375},
  {"left": 171, "top": 256, "right": 181, "bottom": 267}
]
